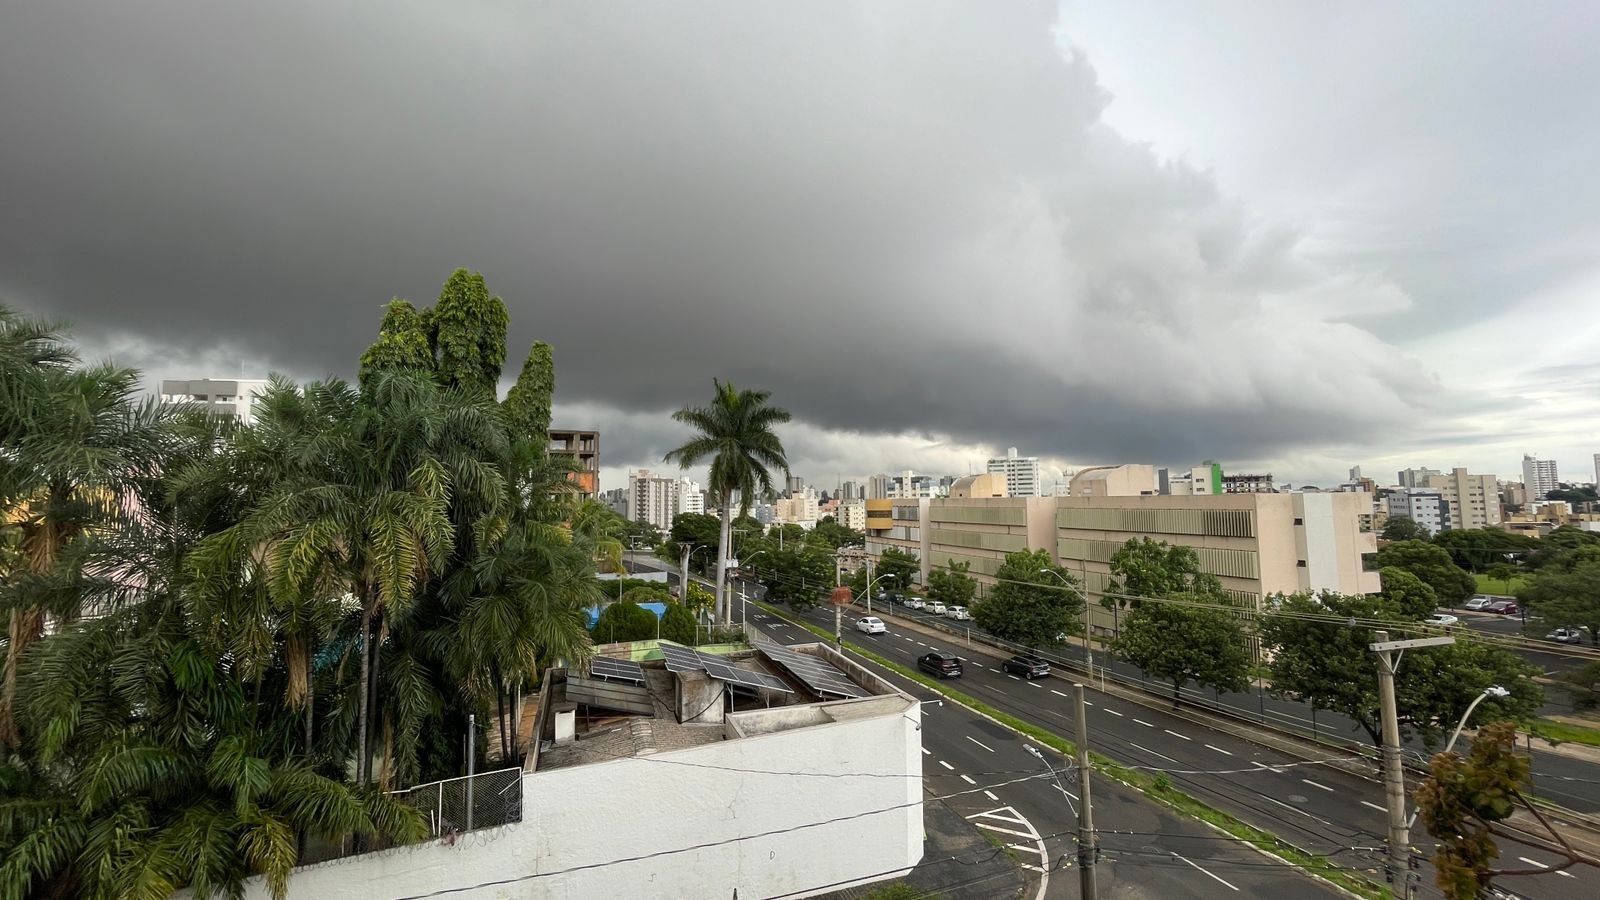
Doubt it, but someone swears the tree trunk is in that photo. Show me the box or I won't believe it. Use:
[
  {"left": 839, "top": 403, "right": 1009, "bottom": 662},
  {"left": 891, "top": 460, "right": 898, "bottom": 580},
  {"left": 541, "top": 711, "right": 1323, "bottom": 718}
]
[
  {"left": 715, "top": 493, "right": 734, "bottom": 625},
  {"left": 496, "top": 681, "right": 509, "bottom": 762},
  {"left": 355, "top": 600, "right": 373, "bottom": 784},
  {"left": 365, "top": 610, "right": 386, "bottom": 784},
  {"left": 1172, "top": 679, "right": 1182, "bottom": 710}
]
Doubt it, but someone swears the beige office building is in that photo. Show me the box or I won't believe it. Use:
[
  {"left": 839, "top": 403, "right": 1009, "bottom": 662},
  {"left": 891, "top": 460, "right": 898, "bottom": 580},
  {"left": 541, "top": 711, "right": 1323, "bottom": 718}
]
[{"left": 1423, "top": 467, "right": 1501, "bottom": 531}]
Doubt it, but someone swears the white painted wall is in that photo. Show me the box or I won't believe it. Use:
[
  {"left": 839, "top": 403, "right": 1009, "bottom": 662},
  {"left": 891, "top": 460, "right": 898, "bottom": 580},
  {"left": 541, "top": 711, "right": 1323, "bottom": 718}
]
[
  {"left": 1296, "top": 492, "right": 1339, "bottom": 593},
  {"left": 207, "top": 697, "right": 922, "bottom": 900}
]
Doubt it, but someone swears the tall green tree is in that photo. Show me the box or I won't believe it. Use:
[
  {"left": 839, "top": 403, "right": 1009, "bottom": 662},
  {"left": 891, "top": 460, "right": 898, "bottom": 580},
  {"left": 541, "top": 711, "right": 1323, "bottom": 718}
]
[
  {"left": 1378, "top": 566, "right": 1439, "bottom": 619},
  {"left": 592, "top": 600, "right": 660, "bottom": 644},
  {"left": 1373, "top": 540, "right": 1476, "bottom": 606},
  {"left": 429, "top": 269, "right": 508, "bottom": 397},
  {"left": 810, "top": 517, "right": 864, "bottom": 550},
  {"left": 1517, "top": 553, "right": 1600, "bottom": 645},
  {"left": 1107, "top": 537, "right": 1222, "bottom": 607},
  {"left": 357, "top": 299, "right": 434, "bottom": 391},
  {"left": 874, "top": 547, "right": 921, "bottom": 591},
  {"left": 1115, "top": 597, "right": 1250, "bottom": 708},
  {"left": 926, "top": 559, "right": 977, "bottom": 607},
  {"left": 502, "top": 341, "right": 554, "bottom": 441},
  {"left": 663, "top": 381, "right": 791, "bottom": 624},
  {"left": 758, "top": 543, "right": 834, "bottom": 610},
  {"left": 971, "top": 549, "right": 1082, "bottom": 648},
  {"left": 1381, "top": 516, "right": 1429, "bottom": 541}
]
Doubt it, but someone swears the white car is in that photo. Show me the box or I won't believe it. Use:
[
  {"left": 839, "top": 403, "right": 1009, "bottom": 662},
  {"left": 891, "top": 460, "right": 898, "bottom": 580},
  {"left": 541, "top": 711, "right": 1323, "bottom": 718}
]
[
  {"left": 927, "top": 601, "right": 947, "bottom": 616},
  {"left": 856, "top": 616, "right": 887, "bottom": 635},
  {"left": 1426, "top": 613, "right": 1459, "bottom": 626},
  {"left": 1547, "top": 626, "right": 1588, "bottom": 644},
  {"left": 1463, "top": 596, "right": 1495, "bottom": 611},
  {"left": 904, "top": 597, "right": 926, "bottom": 610},
  {"left": 945, "top": 605, "right": 970, "bottom": 620}
]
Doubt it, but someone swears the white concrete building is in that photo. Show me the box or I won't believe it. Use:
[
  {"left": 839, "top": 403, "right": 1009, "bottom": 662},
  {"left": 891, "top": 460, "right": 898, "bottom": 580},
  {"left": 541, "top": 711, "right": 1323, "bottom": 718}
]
[
  {"left": 209, "top": 643, "right": 922, "bottom": 900},
  {"left": 1593, "top": 453, "right": 1599, "bottom": 487},
  {"left": 867, "top": 474, "right": 892, "bottom": 500},
  {"left": 159, "top": 378, "right": 269, "bottom": 423},
  {"left": 986, "top": 447, "right": 1041, "bottom": 497},
  {"left": 1523, "top": 454, "right": 1559, "bottom": 501},
  {"left": 1397, "top": 467, "right": 1444, "bottom": 489},
  {"left": 771, "top": 494, "right": 820, "bottom": 527},
  {"left": 677, "top": 477, "right": 704, "bottom": 516},
  {"left": 1071, "top": 464, "right": 1159, "bottom": 497},
  {"left": 1423, "top": 467, "right": 1501, "bottom": 531},
  {"left": 1387, "top": 489, "right": 1446, "bottom": 535},
  {"left": 837, "top": 501, "right": 867, "bottom": 531}
]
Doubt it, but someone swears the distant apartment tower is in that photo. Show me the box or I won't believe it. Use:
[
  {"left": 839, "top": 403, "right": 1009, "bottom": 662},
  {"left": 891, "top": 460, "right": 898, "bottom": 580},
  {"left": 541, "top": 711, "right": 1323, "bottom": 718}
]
[
  {"left": 626, "top": 469, "right": 682, "bottom": 533},
  {"left": 1593, "top": 453, "right": 1599, "bottom": 487},
  {"left": 840, "top": 480, "right": 858, "bottom": 502},
  {"left": 1386, "top": 489, "right": 1447, "bottom": 535},
  {"left": 1221, "top": 473, "right": 1275, "bottom": 493},
  {"left": 786, "top": 475, "right": 806, "bottom": 497},
  {"left": 678, "top": 478, "right": 704, "bottom": 516},
  {"left": 837, "top": 501, "right": 867, "bottom": 531},
  {"left": 1522, "top": 455, "right": 1559, "bottom": 501},
  {"left": 548, "top": 429, "right": 600, "bottom": 500},
  {"left": 1423, "top": 468, "right": 1501, "bottom": 530},
  {"left": 867, "top": 474, "right": 892, "bottom": 500},
  {"left": 1397, "top": 467, "right": 1444, "bottom": 489},
  {"left": 986, "top": 448, "right": 1041, "bottom": 497},
  {"left": 160, "top": 378, "right": 270, "bottom": 423}
]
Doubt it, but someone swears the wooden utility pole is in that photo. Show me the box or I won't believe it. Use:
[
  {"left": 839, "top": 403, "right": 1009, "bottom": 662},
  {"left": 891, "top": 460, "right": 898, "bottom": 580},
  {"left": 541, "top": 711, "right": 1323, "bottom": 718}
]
[{"left": 1073, "top": 683, "right": 1098, "bottom": 899}]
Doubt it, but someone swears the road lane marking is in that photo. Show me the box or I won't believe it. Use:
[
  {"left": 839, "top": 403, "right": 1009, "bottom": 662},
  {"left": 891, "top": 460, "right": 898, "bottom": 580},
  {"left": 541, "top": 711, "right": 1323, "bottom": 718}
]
[
  {"left": 1006, "top": 674, "right": 1022, "bottom": 680},
  {"left": 1026, "top": 681, "right": 1042, "bottom": 688},
  {"left": 974, "top": 809, "right": 1031, "bottom": 825},
  {"left": 1052, "top": 783, "right": 1078, "bottom": 801},
  {"left": 1102, "top": 708, "right": 1124, "bottom": 717},
  {"left": 1518, "top": 857, "right": 1549, "bottom": 869},
  {"left": 1173, "top": 852, "right": 1240, "bottom": 891},
  {"left": 1260, "top": 793, "right": 1340, "bottom": 828},
  {"left": 960, "top": 775, "right": 975, "bottom": 784},
  {"left": 921, "top": 748, "right": 931, "bottom": 755},
  {"left": 1301, "top": 779, "right": 1335, "bottom": 792},
  {"left": 983, "top": 790, "right": 999, "bottom": 800},
  {"left": 939, "top": 760, "right": 954, "bottom": 770},
  {"left": 1050, "top": 690, "right": 1067, "bottom": 697},
  {"left": 1129, "top": 741, "right": 1180, "bottom": 763},
  {"left": 967, "top": 736, "right": 995, "bottom": 753},
  {"left": 1083, "top": 701, "right": 1093, "bottom": 706},
  {"left": 1164, "top": 729, "right": 1192, "bottom": 741},
  {"left": 1360, "top": 800, "right": 1386, "bottom": 813},
  {"left": 1204, "top": 744, "right": 1233, "bottom": 756},
  {"left": 1251, "top": 761, "right": 1287, "bottom": 774},
  {"left": 973, "top": 822, "right": 1037, "bottom": 840},
  {"left": 1133, "top": 718, "right": 1155, "bottom": 727}
]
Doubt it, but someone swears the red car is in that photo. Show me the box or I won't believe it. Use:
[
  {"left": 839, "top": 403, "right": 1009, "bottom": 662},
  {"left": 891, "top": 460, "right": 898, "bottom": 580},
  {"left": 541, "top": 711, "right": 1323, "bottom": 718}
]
[{"left": 1484, "top": 599, "right": 1519, "bottom": 615}]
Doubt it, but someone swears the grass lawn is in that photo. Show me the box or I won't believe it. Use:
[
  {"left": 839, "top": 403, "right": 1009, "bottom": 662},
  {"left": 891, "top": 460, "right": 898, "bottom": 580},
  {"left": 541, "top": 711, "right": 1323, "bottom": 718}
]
[
  {"left": 1530, "top": 718, "right": 1600, "bottom": 749},
  {"left": 1474, "top": 571, "right": 1527, "bottom": 596}
]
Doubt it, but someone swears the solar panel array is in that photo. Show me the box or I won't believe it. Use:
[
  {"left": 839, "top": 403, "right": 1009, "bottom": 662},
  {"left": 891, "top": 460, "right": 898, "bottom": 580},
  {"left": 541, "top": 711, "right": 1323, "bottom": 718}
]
[
  {"left": 760, "top": 645, "right": 866, "bottom": 699},
  {"left": 589, "top": 657, "right": 646, "bottom": 685},
  {"left": 656, "top": 641, "right": 792, "bottom": 694}
]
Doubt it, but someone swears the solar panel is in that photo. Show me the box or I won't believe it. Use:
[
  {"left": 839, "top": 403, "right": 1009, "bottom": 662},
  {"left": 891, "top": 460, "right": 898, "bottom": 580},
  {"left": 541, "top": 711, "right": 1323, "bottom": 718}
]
[
  {"left": 761, "top": 645, "right": 866, "bottom": 699},
  {"left": 657, "top": 642, "right": 793, "bottom": 693},
  {"left": 589, "top": 657, "right": 646, "bottom": 684},
  {"left": 658, "top": 642, "right": 704, "bottom": 674}
]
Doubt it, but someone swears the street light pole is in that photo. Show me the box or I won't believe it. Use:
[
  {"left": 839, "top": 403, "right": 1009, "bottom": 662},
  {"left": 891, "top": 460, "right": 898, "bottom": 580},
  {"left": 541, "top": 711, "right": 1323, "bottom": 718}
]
[
  {"left": 1370, "top": 630, "right": 1453, "bottom": 899},
  {"left": 1041, "top": 569, "right": 1092, "bottom": 673},
  {"left": 1405, "top": 685, "right": 1509, "bottom": 830}
]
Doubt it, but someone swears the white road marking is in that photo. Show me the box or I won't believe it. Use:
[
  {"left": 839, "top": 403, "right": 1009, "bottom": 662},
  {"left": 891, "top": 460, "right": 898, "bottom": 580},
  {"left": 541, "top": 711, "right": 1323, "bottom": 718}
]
[
  {"left": 967, "top": 736, "right": 995, "bottom": 753},
  {"left": 1559, "top": 870, "right": 1577, "bottom": 878},
  {"left": 974, "top": 808, "right": 1031, "bottom": 826},
  {"left": 1129, "top": 741, "right": 1181, "bottom": 764},
  {"left": 1133, "top": 718, "right": 1155, "bottom": 727},
  {"left": 1083, "top": 701, "right": 1093, "bottom": 706},
  {"left": 1260, "top": 793, "right": 1340, "bottom": 828},
  {"left": 1301, "top": 778, "right": 1335, "bottom": 792},
  {"left": 1102, "top": 708, "right": 1124, "bottom": 717},
  {"left": 939, "top": 760, "right": 954, "bottom": 770},
  {"left": 1204, "top": 744, "right": 1233, "bottom": 756},
  {"left": 960, "top": 775, "right": 975, "bottom": 784},
  {"left": 1518, "top": 857, "right": 1549, "bottom": 869},
  {"left": 983, "top": 790, "right": 999, "bottom": 801},
  {"left": 1052, "top": 783, "right": 1078, "bottom": 801},
  {"left": 1173, "top": 852, "right": 1240, "bottom": 891},
  {"left": 973, "top": 821, "right": 1037, "bottom": 840},
  {"left": 1050, "top": 689, "right": 1067, "bottom": 697},
  {"left": 966, "top": 807, "right": 1050, "bottom": 900},
  {"left": 921, "top": 748, "right": 931, "bottom": 755},
  {"left": 1007, "top": 674, "right": 1022, "bottom": 680},
  {"left": 1360, "top": 800, "right": 1387, "bottom": 813},
  {"left": 1026, "top": 680, "right": 1042, "bottom": 688},
  {"left": 1164, "top": 729, "right": 1192, "bottom": 741},
  {"left": 1251, "top": 761, "right": 1288, "bottom": 774}
]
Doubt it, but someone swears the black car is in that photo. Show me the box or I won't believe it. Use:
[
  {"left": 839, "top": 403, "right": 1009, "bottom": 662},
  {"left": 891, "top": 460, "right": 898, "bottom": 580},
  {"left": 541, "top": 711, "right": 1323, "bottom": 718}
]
[
  {"left": 1001, "top": 655, "right": 1050, "bottom": 679},
  {"left": 917, "top": 652, "right": 963, "bottom": 679}
]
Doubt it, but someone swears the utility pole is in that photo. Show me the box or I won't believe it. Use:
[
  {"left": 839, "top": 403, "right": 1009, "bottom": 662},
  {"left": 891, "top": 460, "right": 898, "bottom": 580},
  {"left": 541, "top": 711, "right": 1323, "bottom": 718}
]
[
  {"left": 1073, "top": 683, "right": 1098, "bottom": 900},
  {"left": 1370, "top": 630, "right": 1452, "bottom": 899}
]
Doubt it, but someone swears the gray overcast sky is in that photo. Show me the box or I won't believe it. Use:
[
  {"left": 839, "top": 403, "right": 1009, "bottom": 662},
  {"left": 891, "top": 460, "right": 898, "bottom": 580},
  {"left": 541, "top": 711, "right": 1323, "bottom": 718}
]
[{"left": 4, "top": 1, "right": 1598, "bottom": 491}]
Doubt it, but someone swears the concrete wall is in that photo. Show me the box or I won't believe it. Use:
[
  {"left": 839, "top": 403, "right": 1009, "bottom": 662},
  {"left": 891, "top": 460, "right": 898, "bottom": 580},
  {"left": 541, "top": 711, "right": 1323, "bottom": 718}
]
[{"left": 211, "top": 697, "right": 922, "bottom": 900}]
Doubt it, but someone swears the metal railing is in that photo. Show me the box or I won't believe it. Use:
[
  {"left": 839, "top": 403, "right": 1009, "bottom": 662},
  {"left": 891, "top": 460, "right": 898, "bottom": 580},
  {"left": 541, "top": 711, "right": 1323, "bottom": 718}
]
[{"left": 391, "top": 767, "right": 524, "bottom": 837}]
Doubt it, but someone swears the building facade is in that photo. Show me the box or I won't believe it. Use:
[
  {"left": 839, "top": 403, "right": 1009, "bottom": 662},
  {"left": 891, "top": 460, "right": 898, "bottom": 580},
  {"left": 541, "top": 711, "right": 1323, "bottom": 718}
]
[
  {"left": 1423, "top": 468, "right": 1500, "bottom": 530},
  {"left": 1221, "top": 473, "right": 1275, "bottom": 493},
  {"left": 1397, "top": 467, "right": 1444, "bottom": 489},
  {"left": 626, "top": 470, "right": 700, "bottom": 532},
  {"left": 1386, "top": 489, "right": 1447, "bottom": 535},
  {"left": 159, "top": 378, "right": 270, "bottom": 423},
  {"left": 837, "top": 501, "right": 866, "bottom": 531},
  {"left": 548, "top": 429, "right": 600, "bottom": 500},
  {"left": 867, "top": 474, "right": 892, "bottom": 500},
  {"left": 986, "top": 447, "right": 1041, "bottom": 497},
  {"left": 1070, "top": 464, "right": 1160, "bottom": 497},
  {"left": 1522, "top": 454, "right": 1559, "bottom": 501}
]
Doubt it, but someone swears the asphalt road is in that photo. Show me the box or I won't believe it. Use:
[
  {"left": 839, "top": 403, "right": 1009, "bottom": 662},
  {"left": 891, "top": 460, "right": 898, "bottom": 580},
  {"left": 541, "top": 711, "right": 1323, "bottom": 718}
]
[{"left": 627, "top": 556, "right": 1599, "bottom": 900}]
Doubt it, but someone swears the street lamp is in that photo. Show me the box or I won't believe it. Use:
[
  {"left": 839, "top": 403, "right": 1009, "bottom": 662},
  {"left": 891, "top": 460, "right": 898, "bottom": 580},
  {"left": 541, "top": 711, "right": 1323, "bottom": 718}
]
[
  {"left": 865, "top": 573, "right": 898, "bottom": 615},
  {"left": 1406, "top": 685, "right": 1511, "bottom": 830},
  {"left": 1040, "top": 569, "right": 1093, "bottom": 672},
  {"left": 738, "top": 550, "right": 769, "bottom": 630}
]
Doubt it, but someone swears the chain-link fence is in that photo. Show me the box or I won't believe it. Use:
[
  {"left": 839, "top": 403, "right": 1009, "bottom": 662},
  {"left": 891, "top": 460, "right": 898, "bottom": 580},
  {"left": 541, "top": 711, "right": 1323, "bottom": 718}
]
[{"left": 392, "top": 767, "right": 524, "bottom": 837}]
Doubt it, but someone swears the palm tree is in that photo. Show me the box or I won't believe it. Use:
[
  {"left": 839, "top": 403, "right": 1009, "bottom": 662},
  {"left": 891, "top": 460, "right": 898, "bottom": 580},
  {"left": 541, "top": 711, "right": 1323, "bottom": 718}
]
[
  {"left": 664, "top": 381, "right": 790, "bottom": 623},
  {"left": 569, "top": 499, "right": 627, "bottom": 574}
]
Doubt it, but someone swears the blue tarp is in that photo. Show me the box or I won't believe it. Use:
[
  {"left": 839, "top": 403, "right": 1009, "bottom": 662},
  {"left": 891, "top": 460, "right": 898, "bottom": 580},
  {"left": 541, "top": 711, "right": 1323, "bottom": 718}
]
[{"left": 586, "top": 601, "right": 667, "bottom": 628}]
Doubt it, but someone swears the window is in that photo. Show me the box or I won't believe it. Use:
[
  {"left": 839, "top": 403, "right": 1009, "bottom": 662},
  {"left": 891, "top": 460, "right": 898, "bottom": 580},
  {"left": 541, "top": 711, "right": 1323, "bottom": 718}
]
[
  {"left": 1297, "top": 560, "right": 1307, "bottom": 568},
  {"left": 1293, "top": 517, "right": 1303, "bottom": 525}
]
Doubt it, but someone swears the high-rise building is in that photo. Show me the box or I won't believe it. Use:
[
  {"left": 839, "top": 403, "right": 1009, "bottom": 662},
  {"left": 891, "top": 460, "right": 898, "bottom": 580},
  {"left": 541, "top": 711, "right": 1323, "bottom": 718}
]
[
  {"left": 840, "top": 480, "right": 858, "bottom": 503},
  {"left": 1423, "top": 468, "right": 1500, "bottom": 530},
  {"left": 1221, "top": 473, "right": 1275, "bottom": 493},
  {"left": 625, "top": 470, "right": 702, "bottom": 532},
  {"left": 548, "top": 429, "right": 600, "bottom": 500},
  {"left": 986, "top": 447, "right": 1041, "bottom": 497},
  {"left": 867, "top": 474, "right": 891, "bottom": 500},
  {"left": 1593, "top": 453, "right": 1599, "bottom": 487},
  {"left": 1397, "top": 467, "right": 1444, "bottom": 489},
  {"left": 678, "top": 478, "right": 704, "bottom": 516},
  {"left": 786, "top": 475, "right": 806, "bottom": 497},
  {"left": 837, "top": 501, "right": 867, "bottom": 531},
  {"left": 160, "top": 378, "right": 270, "bottom": 423},
  {"left": 1386, "top": 489, "right": 1447, "bottom": 535},
  {"left": 1522, "top": 455, "right": 1559, "bottom": 501}
]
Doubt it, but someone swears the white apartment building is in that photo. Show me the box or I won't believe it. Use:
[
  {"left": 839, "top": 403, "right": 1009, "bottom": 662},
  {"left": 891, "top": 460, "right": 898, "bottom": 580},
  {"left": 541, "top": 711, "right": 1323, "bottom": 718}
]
[
  {"left": 678, "top": 478, "right": 704, "bottom": 515},
  {"left": 1397, "top": 467, "right": 1444, "bottom": 489},
  {"left": 1387, "top": 489, "right": 1446, "bottom": 535},
  {"left": 887, "top": 470, "right": 945, "bottom": 499},
  {"left": 1523, "top": 454, "right": 1559, "bottom": 501},
  {"left": 1593, "top": 453, "right": 1599, "bottom": 487},
  {"left": 160, "top": 378, "right": 270, "bottom": 423},
  {"left": 986, "top": 447, "right": 1041, "bottom": 497},
  {"left": 626, "top": 471, "right": 702, "bottom": 532},
  {"left": 867, "top": 474, "right": 892, "bottom": 500},
  {"left": 837, "top": 501, "right": 867, "bottom": 531},
  {"left": 771, "top": 494, "right": 820, "bottom": 527},
  {"left": 1423, "top": 468, "right": 1501, "bottom": 530}
]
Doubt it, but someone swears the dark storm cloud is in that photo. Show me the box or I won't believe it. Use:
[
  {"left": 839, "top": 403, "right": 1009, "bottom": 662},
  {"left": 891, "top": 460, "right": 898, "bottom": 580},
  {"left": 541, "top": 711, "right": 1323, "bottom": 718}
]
[{"left": 1, "top": 1, "right": 1435, "bottom": 478}]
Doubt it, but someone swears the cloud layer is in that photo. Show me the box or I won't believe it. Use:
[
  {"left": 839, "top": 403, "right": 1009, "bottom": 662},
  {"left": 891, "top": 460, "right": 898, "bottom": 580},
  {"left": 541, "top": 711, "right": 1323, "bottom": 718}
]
[{"left": 1, "top": 2, "right": 1464, "bottom": 484}]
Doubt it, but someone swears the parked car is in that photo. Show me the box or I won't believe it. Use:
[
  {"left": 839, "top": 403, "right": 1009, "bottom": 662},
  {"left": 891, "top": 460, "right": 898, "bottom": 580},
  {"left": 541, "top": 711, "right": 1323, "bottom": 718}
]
[
  {"left": 856, "top": 616, "right": 887, "bottom": 635},
  {"left": 1484, "top": 600, "right": 1519, "bottom": 615},
  {"left": 1463, "top": 596, "right": 1496, "bottom": 611},
  {"left": 1547, "top": 626, "right": 1588, "bottom": 644},
  {"left": 918, "top": 652, "right": 963, "bottom": 679},
  {"left": 945, "top": 605, "right": 970, "bottom": 620},
  {"left": 904, "top": 597, "right": 926, "bottom": 610},
  {"left": 1001, "top": 655, "right": 1051, "bottom": 679},
  {"left": 927, "top": 601, "right": 947, "bottom": 616},
  {"left": 1425, "top": 613, "right": 1460, "bottom": 626}
]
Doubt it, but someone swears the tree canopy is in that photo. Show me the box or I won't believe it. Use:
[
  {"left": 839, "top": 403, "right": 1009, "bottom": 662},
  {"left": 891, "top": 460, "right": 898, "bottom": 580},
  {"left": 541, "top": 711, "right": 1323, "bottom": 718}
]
[
  {"left": 1107, "top": 537, "right": 1222, "bottom": 606},
  {"left": 926, "top": 559, "right": 977, "bottom": 607},
  {"left": 874, "top": 547, "right": 921, "bottom": 592},
  {"left": 1372, "top": 540, "right": 1476, "bottom": 606},
  {"left": 971, "top": 549, "right": 1081, "bottom": 648},
  {"left": 1115, "top": 596, "right": 1251, "bottom": 708},
  {"left": 1517, "top": 551, "right": 1600, "bottom": 644},
  {"left": 1381, "top": 516, "right": 1429, "bottom": 541}
]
